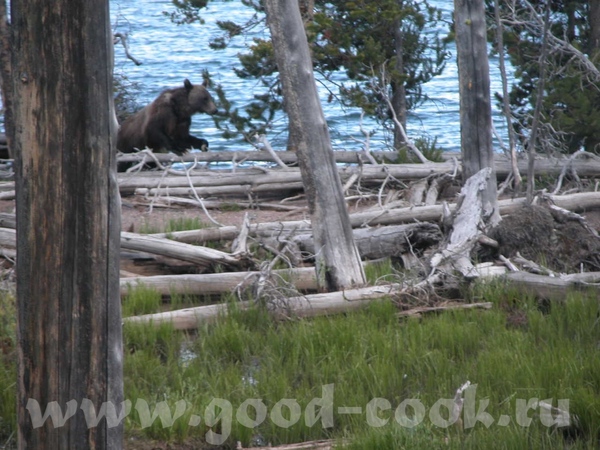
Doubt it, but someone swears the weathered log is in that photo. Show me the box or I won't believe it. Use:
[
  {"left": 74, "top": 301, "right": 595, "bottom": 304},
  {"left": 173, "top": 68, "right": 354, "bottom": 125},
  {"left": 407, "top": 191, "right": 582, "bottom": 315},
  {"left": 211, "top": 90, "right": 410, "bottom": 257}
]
[
  {"left": 0, "top": 157, "right": 598, "bottom": 201},
  {"left": 235, "top": 439, "right": 338, "bottom": 450},
  {"left": 121, "top": 267, "right": 318, "bottom": 297},
  {"left": 116, "top": 149, "right": 401, "bottom": 165},
  {"left": 349, "top": 191, "right": 600, "bottom": 228},
  {"left": 120, "top": 231, "right": 241, "bottom": 268},
  {"left": 0, "top": 227, "right": 15, "bottom": 248},
  {"left": 133, "top": 181, "right": 305, "bottom": 198},
  {"left": 124, "top": 283, "right": 405, "bottom": 329},
  {"left": 0, "top": 213, "right": 16, "bottom": 228},
  {"left": 503, "top": 271, "right": 600, "bottom": 301},
  {"left": 143, "top": 191, "right": 600, "bottom": 246},
  {"left": 114, "top": 149, "right": 600, "bottom": 178},
  {"left": 123, "top": 284, "right": 499, "bottom": 330},
  {"left": 429, "top": 168, "right": 494, "bottom": 279},
  {"left": 293, "top": 223, "right": 442, "bottom": 260},
  {"left": 397, "top": 302, "right": 493, "bottom": 317}
]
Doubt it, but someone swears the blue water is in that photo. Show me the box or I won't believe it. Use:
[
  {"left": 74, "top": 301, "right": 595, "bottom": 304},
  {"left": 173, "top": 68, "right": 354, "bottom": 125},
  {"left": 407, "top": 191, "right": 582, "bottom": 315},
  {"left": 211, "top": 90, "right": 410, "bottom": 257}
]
[{"left": 3, "top": 0, "right": 512, "bottom": 153}]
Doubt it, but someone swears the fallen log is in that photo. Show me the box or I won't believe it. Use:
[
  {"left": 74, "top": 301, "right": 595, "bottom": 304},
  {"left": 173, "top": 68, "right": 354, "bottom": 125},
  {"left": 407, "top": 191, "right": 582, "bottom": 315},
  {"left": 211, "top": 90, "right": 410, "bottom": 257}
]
[
  {"left": 115, "top": 150, "right": 600, "bottom": 179},
  {"left": 120, "top": 231, "right": 242, "bottom": 268},
  {"left": 502, "top": 271, "right": 600, "bottom": 301},
  {"left": 123, "top": 283, "right": 405, "bottom": 329},
  {"left": 235, "top": 440, "right": 337, "bottom": 450},
  {"left": 0, "top": 227, "right": 15, "bottom": 248},
  {"left": 133, "top": 181, "right": 305, "bottom": 198},
  {"left": 429, "top": 168, "right": 494, "bottom": 279},
  {"left": 397, "top": 302, "right": 493, "bottom": 317},
  {"left": 121, "top": 267, "right": 318, "bottom": 297},
  {"left": 146, "top": 191, "right": 600, "bottom": 246},
  {"left": 123, "top": 283, "right": 500, "bottom": 330},
  {"left": 293, "top": 223, "right": 442, "bottom": 260}
]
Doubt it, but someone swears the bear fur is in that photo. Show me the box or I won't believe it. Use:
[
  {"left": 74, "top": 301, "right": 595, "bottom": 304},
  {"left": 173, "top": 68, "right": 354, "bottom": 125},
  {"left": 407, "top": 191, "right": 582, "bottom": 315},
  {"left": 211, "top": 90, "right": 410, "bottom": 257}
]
[{"left": 117, "top": 79, "right": 218, "bottom": 155}]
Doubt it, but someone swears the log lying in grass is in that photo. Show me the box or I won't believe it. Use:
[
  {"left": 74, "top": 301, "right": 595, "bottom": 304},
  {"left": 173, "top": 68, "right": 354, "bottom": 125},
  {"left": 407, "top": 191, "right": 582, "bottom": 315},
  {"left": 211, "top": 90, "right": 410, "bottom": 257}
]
[
  {"left": 120, "top": 267, "right": 318, "bottom": 297},
  {"left": 235, "top": 439, "right": 338, "bottom": 450},
  {"left": 502, "top": 271, "right": 600, "bottom": 301},
  {"left": 123, "top": 283, "right": 406, "bottom": 329},
  {"left": 123, "top": 283, "right": 497, "bottom": 330},
  {"left": 397, "top": 302, "right": 493, "bottom": 317}
]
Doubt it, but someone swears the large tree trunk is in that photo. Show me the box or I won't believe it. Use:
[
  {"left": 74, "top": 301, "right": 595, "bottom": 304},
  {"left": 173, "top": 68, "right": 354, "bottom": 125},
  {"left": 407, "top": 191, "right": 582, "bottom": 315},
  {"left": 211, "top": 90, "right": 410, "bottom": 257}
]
[
  {"left": 11, "top": 0, "right": 123, "bottom": 448},
  {"left": 454, "top": 0, "right": 500, "bottom": 225},
  {"left": 264, "top": 0, "right": 365, "bottom": 290}
]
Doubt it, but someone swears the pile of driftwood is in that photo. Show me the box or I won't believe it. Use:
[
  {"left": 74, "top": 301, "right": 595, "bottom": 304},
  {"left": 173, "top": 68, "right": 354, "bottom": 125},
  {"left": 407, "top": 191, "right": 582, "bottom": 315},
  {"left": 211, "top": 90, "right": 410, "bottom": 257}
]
[{"left": 1, "top": 149, "right": 600, "bottom": 330}]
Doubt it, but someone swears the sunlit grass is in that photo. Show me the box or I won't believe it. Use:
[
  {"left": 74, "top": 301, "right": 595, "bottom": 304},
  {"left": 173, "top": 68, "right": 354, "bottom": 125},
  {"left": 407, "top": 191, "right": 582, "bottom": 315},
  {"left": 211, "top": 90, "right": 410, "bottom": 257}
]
[{"left": 120, "top": 284, "right": 600, "bottom": 447}]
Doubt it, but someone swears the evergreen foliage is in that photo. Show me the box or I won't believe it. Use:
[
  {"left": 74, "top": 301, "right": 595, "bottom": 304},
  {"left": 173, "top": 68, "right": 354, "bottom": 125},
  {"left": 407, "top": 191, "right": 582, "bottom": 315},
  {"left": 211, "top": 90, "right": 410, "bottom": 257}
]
[{"left": 487, "top": 0, "right": 600, "bottom": 154}]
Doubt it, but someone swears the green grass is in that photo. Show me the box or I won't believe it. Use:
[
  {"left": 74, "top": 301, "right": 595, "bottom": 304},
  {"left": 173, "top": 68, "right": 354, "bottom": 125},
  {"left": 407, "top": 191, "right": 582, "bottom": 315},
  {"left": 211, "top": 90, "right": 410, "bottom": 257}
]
[
  {"left": 122, "top": 282, "right": 163, "bottom": 317},
  {"left": 138, "top": 216, "right": 209, "bottom": 235},
  {"left": 119, "top": 285, "right": 600, "bottom": 448},
  {"left": 1, "top": 281, "right": 599, "bottom": 448},
  {"left": 0, "top": 291, "right": 16, "bottom": 442}
]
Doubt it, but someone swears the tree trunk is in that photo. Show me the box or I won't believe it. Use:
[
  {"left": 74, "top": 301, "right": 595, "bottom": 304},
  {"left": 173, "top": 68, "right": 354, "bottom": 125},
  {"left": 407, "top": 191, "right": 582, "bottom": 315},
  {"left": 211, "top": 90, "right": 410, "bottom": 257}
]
[
  {"left": 392, "top": 19, "right": 407, "bottom": 149},
  {"left": 11, "top": 1, "right": 123, "bottom": 448},
  {"left": 264, "top": 0, "right": 365, "bottom": 290},
  {"left": 589, "top": 0, "right": 600, "bottom": 57},
  {"left": 454, "top": 0, "right": 500, "bottom": 225},
  {"left": 0, "top": 0, "right": 13, "bottom": 158}
]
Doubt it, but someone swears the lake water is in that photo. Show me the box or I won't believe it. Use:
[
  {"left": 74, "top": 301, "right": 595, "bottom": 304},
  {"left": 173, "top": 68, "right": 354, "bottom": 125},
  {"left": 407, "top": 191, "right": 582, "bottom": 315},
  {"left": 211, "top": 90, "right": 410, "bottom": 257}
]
[{"left": 3, "top": 0, "right": 512, "bottom": 153}]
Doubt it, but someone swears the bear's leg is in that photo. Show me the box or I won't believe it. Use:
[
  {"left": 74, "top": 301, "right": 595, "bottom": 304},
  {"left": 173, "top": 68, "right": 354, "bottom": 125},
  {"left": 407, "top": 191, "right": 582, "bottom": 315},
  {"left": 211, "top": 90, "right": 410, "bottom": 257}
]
[{"left": 185, "top": 135, "right": 210, "bottom": 152}]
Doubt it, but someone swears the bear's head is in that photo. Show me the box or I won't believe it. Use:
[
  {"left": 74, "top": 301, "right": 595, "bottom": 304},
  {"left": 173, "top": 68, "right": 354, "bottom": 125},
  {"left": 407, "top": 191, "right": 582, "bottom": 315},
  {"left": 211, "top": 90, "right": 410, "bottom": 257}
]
[{"left": 184, "top": 79, "right": 218, "bottom": 115}]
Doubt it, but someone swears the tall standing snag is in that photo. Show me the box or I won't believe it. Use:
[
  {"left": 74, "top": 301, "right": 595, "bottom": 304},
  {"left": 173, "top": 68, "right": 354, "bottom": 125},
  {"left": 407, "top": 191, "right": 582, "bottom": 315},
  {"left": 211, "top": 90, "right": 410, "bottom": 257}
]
[
  {"left": 454, "top": 0, "right": 500, "bottom": 226},
  {"left": 11, "top": 0, "right": 123, "bottom": 448},
  {"left": 263, "top": 0, "right": 365, "bottom": 291}
]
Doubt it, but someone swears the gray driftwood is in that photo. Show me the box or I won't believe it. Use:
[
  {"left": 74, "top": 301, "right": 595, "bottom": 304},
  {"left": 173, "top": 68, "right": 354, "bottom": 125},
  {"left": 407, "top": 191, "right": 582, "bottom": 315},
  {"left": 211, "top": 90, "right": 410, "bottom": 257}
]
[
  {"left": 120, "top": 231, "right": 241, "bottom": 268},
  {"left": 115, "top": 150, "right": 600, "bottom": 179},
  {"left": 293, "top": 223, "right": 442, "bottom": 260},
  {"left": 121, "top": 267, "right": 318, "bottom": 297},
  {"left": 145, "top": 191, "right": 600, "bottom": 246},
  {"left": 124, "top": 283, "right": 405, "bottom": 329}
]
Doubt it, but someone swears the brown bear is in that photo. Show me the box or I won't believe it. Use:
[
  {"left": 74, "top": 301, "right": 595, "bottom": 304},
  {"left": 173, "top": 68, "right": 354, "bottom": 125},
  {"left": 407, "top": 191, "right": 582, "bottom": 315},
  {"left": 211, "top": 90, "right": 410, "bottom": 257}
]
[{"left": 117, "top": 78, "right": 218, "bottom": 155}]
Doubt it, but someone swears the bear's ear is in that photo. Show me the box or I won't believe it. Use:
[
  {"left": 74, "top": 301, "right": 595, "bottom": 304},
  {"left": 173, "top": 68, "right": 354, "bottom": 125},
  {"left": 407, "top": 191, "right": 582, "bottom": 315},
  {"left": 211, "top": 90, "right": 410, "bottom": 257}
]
[
  {"left": 202, "top": 78, "right": 209, "bottom": 88},
  {"left": 184, "top": 79, "right": 193, "bottom": 90}
]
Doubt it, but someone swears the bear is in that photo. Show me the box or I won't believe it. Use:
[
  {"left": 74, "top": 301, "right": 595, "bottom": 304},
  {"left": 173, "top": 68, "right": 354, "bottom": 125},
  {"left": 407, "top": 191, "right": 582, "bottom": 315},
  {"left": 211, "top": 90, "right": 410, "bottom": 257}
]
[{"left": 117, "top": 78, "right": 218, "bottom": 156}]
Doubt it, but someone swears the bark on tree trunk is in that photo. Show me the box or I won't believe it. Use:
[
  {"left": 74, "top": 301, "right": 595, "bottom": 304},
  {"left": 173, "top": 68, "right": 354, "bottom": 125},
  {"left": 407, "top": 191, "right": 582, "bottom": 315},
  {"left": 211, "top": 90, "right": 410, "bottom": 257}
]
[
  {"left": 264, "top": 0, "right": 366, "bottom": 290},
  {"left": 0, "top": 0, "right": 13, "bottom": 158},
  {"left": 454, "top": 0, "right": 500, "bottom": 225},
  {"left": 11, "top": 0, "right": 123, "bottom": 448},
  {"left": 589, "top": 0, "right": 600, "bottom": 57},
  {"left": 392, "top": 18, "right": 407, "bottom": 149}
]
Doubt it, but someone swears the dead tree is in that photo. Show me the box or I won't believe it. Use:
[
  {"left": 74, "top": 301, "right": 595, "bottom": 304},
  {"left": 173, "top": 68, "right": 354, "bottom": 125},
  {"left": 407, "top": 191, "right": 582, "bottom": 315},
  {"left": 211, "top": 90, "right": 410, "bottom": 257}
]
[
  {"left": 0, "top": 0, "right": 12, "bottom": 158},
  {"left": 454, "top": 0, "right": 500, "bottom": 225},
  {"left": 11, "top": 0, "right": 123, "bottom": 448},
  {"left": 263, "top": 0, "right": 366, "bottom": 290}
]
